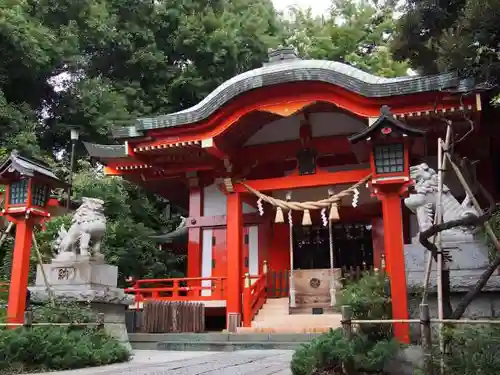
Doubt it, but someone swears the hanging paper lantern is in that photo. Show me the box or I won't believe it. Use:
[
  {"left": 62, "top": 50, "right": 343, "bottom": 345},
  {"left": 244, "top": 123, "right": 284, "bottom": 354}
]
[
  {"left": 329, "top": 203, "right": 340, "bottom": 221},
  {"left": 302, "top": 209, "right": 312, "bottom": 226},
  {"left": 257, "top": 197, "right": 264, "bottom": 216},
  {"left": 352, "top": 188, "right": 359, "bottom": 208},
  {"left": 275, "top": 207, "right": 284, "bottom": 223},
  {"left": 321, "top": 208, "right": 328, "bottom": 227}
]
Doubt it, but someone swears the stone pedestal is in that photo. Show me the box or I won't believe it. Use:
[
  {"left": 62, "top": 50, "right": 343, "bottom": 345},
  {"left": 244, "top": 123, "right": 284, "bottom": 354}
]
[
  {"left": 404, "top": 234, "right": 490, "bottom": 289},
  {"left": 29, "top": 257, "right": 133, "bottom": 349}
]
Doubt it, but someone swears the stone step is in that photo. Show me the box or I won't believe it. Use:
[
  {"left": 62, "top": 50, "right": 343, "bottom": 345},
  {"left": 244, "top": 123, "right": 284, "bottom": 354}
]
[
  {"left": 290, "top": 303, "right": 338, "bottom": 315},
  {"left": 237, "top": 326, "right": 333, "bottom": 334},
  {"left": 264, "top": 298, "right": 289, "bottom": 305},
  {"left": 129, "top": 332, "right": 321, "bottom": 351},
  {"left": 251, "top": 318, "right": 341, "bottom": 329},
  {"left": 156, "top": 341, "right": 303, "bottom": 351}
]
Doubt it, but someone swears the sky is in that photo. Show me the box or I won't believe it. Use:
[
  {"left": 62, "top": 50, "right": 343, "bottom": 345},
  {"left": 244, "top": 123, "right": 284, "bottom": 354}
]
[{"left": 272, "top": 0, "right": 331, "bottom": 16}]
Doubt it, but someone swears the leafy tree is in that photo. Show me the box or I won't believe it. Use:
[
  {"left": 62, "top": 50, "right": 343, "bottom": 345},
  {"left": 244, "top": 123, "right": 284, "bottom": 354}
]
[
  {"left": 392, "top": 0, "right": 500, "bottom": 86},
  {"left": 282, "top": 0, "right": 410, "bottom": 77},
  {"left": 0, "top": 0, "right": 414, "bottom": 285}
]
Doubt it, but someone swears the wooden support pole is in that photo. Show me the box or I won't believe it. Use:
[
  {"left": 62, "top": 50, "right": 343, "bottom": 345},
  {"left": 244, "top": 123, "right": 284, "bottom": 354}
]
[
  {"left": 445, "top": 152, "right": 500, "bottom": 251},
  {"left": 420, "top": 304, "right": 434, "bottom": 375},
  {"left": 341, "top": 305, "right": 355, "bottom": 374}
]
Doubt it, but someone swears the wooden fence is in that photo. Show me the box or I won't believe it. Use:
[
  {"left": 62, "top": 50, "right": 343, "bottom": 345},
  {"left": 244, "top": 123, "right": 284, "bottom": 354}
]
[
  {"left": 267, "top": 270, "right": 289, "bottom": 298},
  {"left": 340, "top": 303, "right": 500, "bottom": 375},
  {"left": 142, "top": 301, "right": 205, "bottom": 333}
]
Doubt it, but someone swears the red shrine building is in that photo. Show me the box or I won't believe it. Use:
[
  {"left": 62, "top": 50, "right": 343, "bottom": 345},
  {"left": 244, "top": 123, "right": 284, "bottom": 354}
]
[{"left": 85, "top": 47, "right": 494, "bottom": 342}]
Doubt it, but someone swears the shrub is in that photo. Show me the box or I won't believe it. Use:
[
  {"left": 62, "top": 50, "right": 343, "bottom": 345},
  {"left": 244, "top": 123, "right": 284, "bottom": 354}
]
[
  {"left": 32, "top": 301, "right": 94, "bottom": 324},
  {"left": 439, "top": 325, "right": 500, "bottom": 374},
  {"left": 336, "top": 272, "right": 392, "bottom": 340},
  {"left": 0, "top": 327, "right": 130, "bottom": 373},
  {"left": 0, "top": 302, "right": 130, "bottom": 373},
  {"left": 291, "top": 328, "right": 400, "bottom": 375}
]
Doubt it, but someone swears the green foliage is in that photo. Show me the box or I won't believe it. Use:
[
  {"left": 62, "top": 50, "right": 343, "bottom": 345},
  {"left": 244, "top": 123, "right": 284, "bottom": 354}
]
[
  {"left": 69, "top": 162, "right": 185, "bottom": 286},
  {"left": 337, "top": 272, "right": 392, "bottom": 340},
  {"left": 0, "top": 0, "right": 417, "bottom": 285},
  {"left": 439, "top": 325, "right": 500, "bottom": 374},
  {"left": 282, "top": 0, "right": 409, "bottom": 77},
  {"left": 393, "top": 0, "right": 500, "bottom": 86},
  {"left": 0, "top": 302, "right": 130, "bottom": 373},
  {"left": 291, "top": 328, "right": 400, "bottom": 375},
  {"left": 32, "top": 301, "right": 95, "bottom": 324},
  {"left": 0, "top": 327, "right": 130, "bottom": 373}
]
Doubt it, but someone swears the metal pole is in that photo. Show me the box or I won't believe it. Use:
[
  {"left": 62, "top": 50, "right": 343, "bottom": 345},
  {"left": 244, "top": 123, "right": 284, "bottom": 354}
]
[{"left": 66, "top": 139, "right": 76, "bottom": 210}]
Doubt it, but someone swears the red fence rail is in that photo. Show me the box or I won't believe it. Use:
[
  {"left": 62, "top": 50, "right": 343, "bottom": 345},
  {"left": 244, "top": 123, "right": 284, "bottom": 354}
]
[
  {"left": 242, "top": 263, "right": 268, "bottom": 327},
  {"left": 125, "top": 277, "right": 226, "bottom": 304}
]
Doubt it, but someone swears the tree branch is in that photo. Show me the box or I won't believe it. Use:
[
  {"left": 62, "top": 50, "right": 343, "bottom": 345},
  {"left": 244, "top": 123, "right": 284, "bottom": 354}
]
[{"left": 417, "top": 157, "right": 498, "bottom": 320}]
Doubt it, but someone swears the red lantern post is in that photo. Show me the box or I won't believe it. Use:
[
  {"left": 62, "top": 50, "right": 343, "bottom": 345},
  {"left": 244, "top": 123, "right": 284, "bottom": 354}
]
[
  {"left": 349, "top": 106, "right": 425, "bottom": 343},
  {"left": 0, "top": 151, "right": 65, "bottom": 326}
]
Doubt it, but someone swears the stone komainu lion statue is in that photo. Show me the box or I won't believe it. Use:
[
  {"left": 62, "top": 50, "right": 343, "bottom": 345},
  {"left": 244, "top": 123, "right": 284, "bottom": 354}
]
[
  {"left": 53, "top": 197, "right": 106, "bottom": 260},
  {"left": 404, "top": 163, "right": 478, "bottom": 237}
]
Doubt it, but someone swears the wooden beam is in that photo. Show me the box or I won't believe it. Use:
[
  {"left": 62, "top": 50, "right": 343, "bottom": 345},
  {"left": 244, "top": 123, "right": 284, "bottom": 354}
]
[
  {"left": 235, "top": 136, "right": 353, "bottom": 165},
  {"left": 233, "top": 168, "right": 370, "bottom": 193}
]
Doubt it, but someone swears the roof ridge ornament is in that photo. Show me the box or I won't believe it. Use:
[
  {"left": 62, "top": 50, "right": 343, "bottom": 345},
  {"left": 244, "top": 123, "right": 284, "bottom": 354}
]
[{"left": 265, "top": 45, "right": 299, "bottom": 65}]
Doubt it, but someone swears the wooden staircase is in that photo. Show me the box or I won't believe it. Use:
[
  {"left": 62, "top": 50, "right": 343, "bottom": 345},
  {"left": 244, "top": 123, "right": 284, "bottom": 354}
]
[{"left": 237, "top": 298, "right": 342, "bottom": 334}]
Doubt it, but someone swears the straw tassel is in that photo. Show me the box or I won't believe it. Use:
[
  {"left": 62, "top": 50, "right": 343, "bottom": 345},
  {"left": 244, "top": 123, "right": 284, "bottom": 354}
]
[
  {"left": 274, "top": 207, "right": 284, "bottom": 223},
  {"left": 329, "top": 203, "right": 340, "bottom": 221},
  {"left": 302, "top": 209, "right": 312, "bottom": 226}
]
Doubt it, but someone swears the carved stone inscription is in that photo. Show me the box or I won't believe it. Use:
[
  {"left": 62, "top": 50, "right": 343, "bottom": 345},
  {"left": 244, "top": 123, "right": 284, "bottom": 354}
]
[{"left": 52, "top": 267, "right": 76, "bottom": 282}]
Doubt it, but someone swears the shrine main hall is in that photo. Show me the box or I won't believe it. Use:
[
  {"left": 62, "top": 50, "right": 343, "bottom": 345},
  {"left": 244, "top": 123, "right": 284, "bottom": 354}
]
[{"left": 85, "top": 47, "right": 494, "bottom": 342}]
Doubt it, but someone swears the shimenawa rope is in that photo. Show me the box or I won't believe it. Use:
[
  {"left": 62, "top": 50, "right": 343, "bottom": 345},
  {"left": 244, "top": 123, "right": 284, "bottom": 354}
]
[{"left": 238, "top": 174, "right": 371, "bottom": 211}]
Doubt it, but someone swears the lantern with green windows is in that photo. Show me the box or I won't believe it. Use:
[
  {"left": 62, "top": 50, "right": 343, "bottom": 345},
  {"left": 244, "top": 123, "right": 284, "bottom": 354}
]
[
  {"left": 348, "top": 106, "right": 425, "bottom": 186},
  {"left": 0, "top": 151, "right": 64, "bottom": 217}
]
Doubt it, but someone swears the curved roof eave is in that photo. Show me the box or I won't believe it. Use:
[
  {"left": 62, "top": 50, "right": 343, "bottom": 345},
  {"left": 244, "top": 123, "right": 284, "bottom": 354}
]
[
  {"left": 112, "top": 59, "right": 475, "bottom": 139},
  {"left": 84, "top": 142, "right": 127, "bottom": 159}
]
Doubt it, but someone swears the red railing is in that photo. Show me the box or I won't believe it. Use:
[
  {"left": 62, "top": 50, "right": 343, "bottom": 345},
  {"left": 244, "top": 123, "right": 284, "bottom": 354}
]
[
  {"left": 242, "top": 270, "right": 268, "bottom": 327},
  {"left": 125, "top": 277, "right": 226, "bottom": 304}
]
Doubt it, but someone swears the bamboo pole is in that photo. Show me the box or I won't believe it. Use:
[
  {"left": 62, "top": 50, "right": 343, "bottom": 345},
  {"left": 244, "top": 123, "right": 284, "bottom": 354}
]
[
  {"left": 420, "top": 304, "right": 434, "bottom": 375},
  {"left": 31, "top": 233, "right": 55, "bottom": 307},
  {"left": 328, "top": 213, "right": 335, "bottom": 307},
  {"left": 436, "top": 126, "right": 452, "bottom": 374},
  {"left": 286, "top": 193, "right": 296, "bottom": 308},
  {"left": 0, "top": 221, "right": 14, "bottom": 249},
  {"left": 445, "top": 153, "right": 500, "bottom": 251}
]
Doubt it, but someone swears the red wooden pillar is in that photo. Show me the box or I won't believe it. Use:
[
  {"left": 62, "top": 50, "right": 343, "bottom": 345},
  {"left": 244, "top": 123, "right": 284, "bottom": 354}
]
[
  {"left": 377, "top": 191, "right": 410, "bottom": 343},
  {"left": 187, "top": 187, "right": 202, "bottom": 279},
  {"left": 7, "top": 218, "right": 34, "bottom": 326},
  {"left": 226, "top": 192, "right": 242, "bottom": 331},
  {"left": 187, "top": 187, "right": 202, "bottom": 297}
]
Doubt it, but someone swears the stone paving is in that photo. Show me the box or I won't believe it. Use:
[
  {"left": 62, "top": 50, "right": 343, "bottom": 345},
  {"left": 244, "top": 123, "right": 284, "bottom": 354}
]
[{"left": 31, "top": 350, "right": 294, "bottom": 375}]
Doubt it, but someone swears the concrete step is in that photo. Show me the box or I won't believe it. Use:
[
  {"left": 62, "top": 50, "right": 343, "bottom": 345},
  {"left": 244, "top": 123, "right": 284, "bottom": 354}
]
[
  {"left": 237, "top": 326, "right": 334, "bottom": 334},
  {"left": 129, "top": 332, "right": 321, "bottom": 351},
  {"left": 264, "top": 298, "right": 289, "bottom": 305},
  {"left": 290, "top": 303, "right": 338, "bottom": 315}
]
